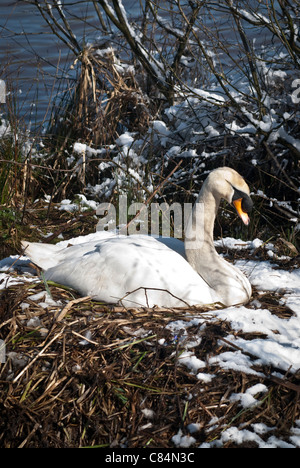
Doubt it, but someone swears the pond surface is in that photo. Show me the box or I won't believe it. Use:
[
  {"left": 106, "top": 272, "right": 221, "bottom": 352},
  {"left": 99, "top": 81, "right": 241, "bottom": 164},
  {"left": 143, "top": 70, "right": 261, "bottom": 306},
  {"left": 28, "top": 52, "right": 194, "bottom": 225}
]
[
  {"left": 0, "top": 0, "right": 141, "bottom": 129},
  {"left": 0, "top": 1, "right": 275, "bottom": 130}
]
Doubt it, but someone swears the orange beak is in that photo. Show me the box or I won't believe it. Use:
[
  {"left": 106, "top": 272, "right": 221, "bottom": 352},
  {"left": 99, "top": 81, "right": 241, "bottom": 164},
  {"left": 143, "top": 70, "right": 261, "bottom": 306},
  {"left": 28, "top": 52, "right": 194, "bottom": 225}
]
[{"left": 233, "top": 198, "right": 250, "bottom": 226}]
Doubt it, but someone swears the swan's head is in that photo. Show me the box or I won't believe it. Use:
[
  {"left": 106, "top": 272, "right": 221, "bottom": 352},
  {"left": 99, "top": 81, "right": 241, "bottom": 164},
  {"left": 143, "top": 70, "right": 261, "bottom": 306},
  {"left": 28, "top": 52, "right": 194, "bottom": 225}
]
[{"left": 206, "top": 167, "right": 253, "bottom": 225}]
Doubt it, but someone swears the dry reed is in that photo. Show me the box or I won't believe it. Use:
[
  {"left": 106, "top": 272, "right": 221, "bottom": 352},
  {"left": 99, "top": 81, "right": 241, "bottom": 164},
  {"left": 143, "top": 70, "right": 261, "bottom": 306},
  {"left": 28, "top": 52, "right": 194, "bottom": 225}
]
[{"left": 0, "top": 266, "right": 299, "bottom": 448}]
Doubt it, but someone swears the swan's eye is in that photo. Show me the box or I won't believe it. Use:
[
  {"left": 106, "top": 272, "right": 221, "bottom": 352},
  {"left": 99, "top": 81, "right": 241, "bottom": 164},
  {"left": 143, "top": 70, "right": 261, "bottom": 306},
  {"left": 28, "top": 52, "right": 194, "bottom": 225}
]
[
  {"left": 241, "top": 195, "right": 253, "bottom": 213},
  {"left": 232, "top": 188, "right": 253, "bottom": 213}
]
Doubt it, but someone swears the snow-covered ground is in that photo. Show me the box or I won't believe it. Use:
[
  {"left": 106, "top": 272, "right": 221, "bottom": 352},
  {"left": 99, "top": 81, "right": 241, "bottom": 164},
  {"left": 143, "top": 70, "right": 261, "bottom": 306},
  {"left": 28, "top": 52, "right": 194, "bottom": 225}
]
[{"left": 170, "top": 238, "right": 300, "bottom": 448}]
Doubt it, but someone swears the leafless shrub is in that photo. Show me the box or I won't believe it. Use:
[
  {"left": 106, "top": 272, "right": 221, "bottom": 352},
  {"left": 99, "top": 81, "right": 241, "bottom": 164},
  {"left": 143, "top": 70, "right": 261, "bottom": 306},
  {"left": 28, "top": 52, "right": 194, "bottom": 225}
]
[{"left": 2, "top": 0, "right": 299, "bottom": 242}]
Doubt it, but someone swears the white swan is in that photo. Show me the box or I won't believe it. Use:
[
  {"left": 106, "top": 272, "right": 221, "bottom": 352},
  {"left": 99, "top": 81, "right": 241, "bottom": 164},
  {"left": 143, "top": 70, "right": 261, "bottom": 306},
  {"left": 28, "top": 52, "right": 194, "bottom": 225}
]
[{"left": 22, "top": 167, "right": 253, "bottom": 308}]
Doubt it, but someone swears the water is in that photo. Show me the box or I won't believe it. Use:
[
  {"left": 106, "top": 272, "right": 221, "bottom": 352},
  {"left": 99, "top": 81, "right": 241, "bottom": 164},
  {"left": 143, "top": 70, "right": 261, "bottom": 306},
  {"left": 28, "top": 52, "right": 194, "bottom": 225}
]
[
  {"left": 0, "top": 0, "right": 140, "bottom": 129},
  {"left": 0, "top": 1, "right": 80, "bottom": 127},
  {"left": 0, "top": 1, "right": 279, "bottom": 131}
]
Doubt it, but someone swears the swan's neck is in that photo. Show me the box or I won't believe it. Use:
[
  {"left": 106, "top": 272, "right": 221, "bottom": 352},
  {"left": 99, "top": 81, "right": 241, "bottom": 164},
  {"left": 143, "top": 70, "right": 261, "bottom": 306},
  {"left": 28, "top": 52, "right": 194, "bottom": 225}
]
[
  {"left": 184, "top": 182, "right": 251, "bottom": 306},
  {"left": 185, "top": 181, "right": 219, "bottom": 264}
]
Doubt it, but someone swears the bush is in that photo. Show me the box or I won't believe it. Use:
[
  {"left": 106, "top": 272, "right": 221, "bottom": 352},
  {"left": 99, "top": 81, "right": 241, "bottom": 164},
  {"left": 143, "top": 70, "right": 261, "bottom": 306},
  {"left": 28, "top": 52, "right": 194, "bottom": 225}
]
[{"left": 2, "top": 0, "right": 299, "bottom": 246}]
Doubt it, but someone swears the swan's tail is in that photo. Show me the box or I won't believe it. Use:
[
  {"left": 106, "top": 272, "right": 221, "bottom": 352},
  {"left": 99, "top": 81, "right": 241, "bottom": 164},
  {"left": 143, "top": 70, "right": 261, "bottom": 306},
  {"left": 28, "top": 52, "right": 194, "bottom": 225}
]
[{"left": 22, "top": 241, "right": 61, "bottom": 270}]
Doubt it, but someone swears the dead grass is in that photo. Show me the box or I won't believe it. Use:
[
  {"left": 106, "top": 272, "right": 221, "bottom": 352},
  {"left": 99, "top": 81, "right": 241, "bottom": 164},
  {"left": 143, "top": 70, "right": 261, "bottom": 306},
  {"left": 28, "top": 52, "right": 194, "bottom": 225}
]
[
  {"left": 48, "top": 45, "right": 153, "bottom": 151},
  {"left": 0, "top": 198, "right": 99, "bottom": 259},
  {"left": 0, "top": 274, "right": 299, "bottom": 448}
]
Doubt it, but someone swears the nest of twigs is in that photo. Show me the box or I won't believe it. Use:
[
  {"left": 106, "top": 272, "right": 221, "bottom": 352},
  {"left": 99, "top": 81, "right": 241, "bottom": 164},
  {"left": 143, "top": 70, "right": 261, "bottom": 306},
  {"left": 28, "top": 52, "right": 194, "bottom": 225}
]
[{"left": 0, "top": 273, "right": 300, "bottom": 448}]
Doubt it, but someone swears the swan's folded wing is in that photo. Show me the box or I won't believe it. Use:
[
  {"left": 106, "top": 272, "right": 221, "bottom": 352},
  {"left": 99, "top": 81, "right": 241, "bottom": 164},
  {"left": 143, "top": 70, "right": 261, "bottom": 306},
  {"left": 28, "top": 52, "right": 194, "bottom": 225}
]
[{"left": 44, "top": 236, "right": 214, "bottom": 307}]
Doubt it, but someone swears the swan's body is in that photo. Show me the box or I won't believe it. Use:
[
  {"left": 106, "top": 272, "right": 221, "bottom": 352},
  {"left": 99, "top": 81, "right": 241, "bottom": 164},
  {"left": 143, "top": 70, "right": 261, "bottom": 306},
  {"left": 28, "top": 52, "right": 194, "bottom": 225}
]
[{"left": 22, "top": 167, "right": 253, "bottom": 308}]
